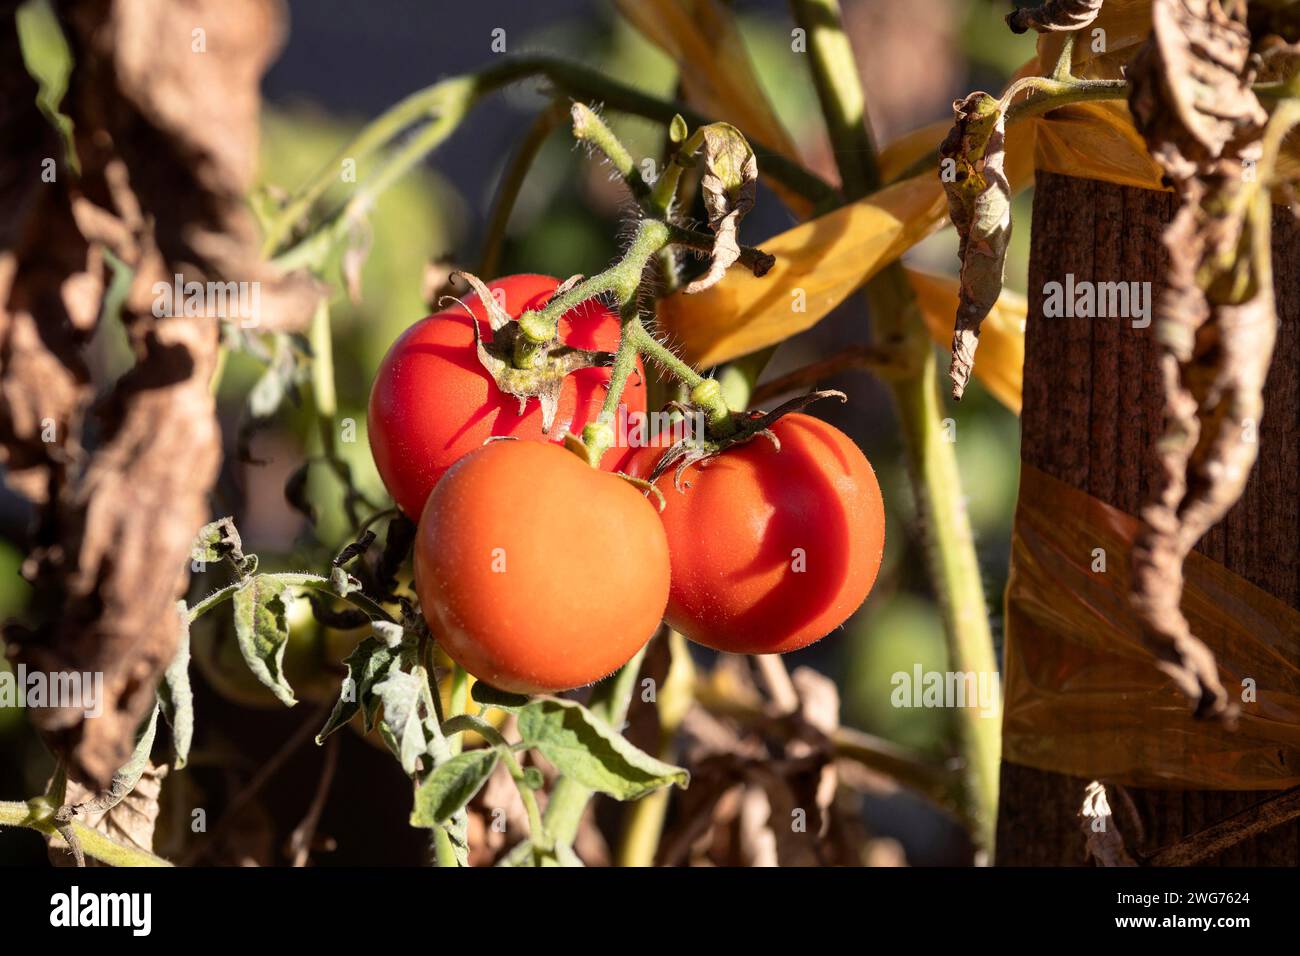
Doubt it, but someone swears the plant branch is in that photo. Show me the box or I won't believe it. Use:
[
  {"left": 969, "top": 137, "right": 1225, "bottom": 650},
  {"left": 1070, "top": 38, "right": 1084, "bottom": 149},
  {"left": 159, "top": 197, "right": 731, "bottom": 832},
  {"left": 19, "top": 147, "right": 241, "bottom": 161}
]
[
  {"left": 791, "top": 0, "right": 1000, "bottom": 856},
  {"left": 0, "top": 800, "right": 172, "bottom": 867},
  {"left": 571, "top": 102, "right": 650, "bottom": 197},
  {"left": 788, "top": 0, "right": 881, "bottom": 198},
  {"left": 187, "top": 571, "right": 398, "bottom": 625},
  {"left": 264, "top": 55, "right": 834, "bottom": 258},
  {"left": 478, "top": 99, "right": 569, "bottom": 279}
]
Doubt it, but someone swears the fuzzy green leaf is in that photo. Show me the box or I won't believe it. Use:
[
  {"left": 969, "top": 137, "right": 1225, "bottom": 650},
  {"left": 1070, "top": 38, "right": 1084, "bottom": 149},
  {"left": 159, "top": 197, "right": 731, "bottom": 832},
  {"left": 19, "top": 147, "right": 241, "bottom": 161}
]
[
  {"left": 316, "top": 635, "right": 402, "bottom": 743},
  {"left": 158, "top": 604, "right": 194, "bottom": 768},
  {"left": 409, "top": 749, "right": 500, "bottom": 828},
  {"left": 231, "top": 576, "right": 296, "bottom": 707},
  {"left": 517, "top": 697, "right": 689, "bottom": 800}
]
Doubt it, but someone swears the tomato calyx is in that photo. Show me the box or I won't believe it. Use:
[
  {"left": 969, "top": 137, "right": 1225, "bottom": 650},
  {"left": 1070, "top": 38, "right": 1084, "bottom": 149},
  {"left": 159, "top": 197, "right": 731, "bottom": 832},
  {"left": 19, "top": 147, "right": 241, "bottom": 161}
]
[
  {"left": 645, "top": 388, "right": 848, "bottom": 491},
  {"left": 450, "top": 271, "right": 616, "bottom": 434}
]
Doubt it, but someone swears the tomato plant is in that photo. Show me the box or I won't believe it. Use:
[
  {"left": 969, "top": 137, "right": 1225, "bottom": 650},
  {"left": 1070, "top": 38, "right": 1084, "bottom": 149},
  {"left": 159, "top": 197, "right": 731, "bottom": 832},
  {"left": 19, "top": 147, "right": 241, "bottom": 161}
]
[
  {"left": 367, "top": 273, "right": 647, "bottom": 518},
  {"left": 413, "top": 439, "right": 670, "bottom": 693},
  {"left": 630, "top": 413, "right": 885, "bottom": 654}
]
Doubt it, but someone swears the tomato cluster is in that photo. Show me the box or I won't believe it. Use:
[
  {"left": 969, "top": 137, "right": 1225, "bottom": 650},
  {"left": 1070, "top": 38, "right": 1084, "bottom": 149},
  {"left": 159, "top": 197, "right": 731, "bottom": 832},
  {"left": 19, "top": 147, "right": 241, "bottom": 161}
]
[{"left": 369, "top": 276, "right": 885, "bottom": 693}]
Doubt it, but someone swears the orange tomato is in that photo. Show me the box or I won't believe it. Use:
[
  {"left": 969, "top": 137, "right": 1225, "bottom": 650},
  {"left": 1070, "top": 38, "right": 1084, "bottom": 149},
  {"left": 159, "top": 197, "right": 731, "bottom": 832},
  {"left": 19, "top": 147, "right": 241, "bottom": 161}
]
[{"left": 414, "top": 440, "right": 670, "bottom": 693}]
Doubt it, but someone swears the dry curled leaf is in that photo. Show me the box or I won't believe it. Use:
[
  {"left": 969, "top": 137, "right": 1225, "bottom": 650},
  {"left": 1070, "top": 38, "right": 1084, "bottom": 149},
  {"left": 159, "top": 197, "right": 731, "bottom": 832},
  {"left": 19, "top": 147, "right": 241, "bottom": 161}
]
[
  {"left": 0, "top": 0, "right": 311, "bottom": 787},
  {"left": 684, "top": 123, "right": 758, "bottom": 294},
  {"left": 1007, "top": 0, "right": 1105, "bottom": 34},
  {"left": 50, "top": 761, "right": 169, "bottom": 868},
  {"left": 940, "top": 92, "right": 1012, "bottom": 400},
  {"left": 1127, "top": 0, "right": 1276, "bottom": 721}
]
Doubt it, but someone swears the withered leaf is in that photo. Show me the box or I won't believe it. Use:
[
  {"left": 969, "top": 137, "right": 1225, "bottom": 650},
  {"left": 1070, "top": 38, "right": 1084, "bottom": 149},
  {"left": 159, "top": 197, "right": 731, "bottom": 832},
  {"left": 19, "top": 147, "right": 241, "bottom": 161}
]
[
  {"left": 1079, "top": 781, "right": 1137, "bottom": 867},
  {"left": 939, "top": 92, "right": 1011, "bottom": 400},
  {"left": 684, "top": 123, "right": 758, "bottom": 294},
  {"left": 1006, "top": 0, "right": 1104, "bottom": 34},
  {"left": 1, "top": 0, "right": 311, "bottom": 788},
  {"left": 1126, "top": 0, "right": 1275, "bottom": 720}
]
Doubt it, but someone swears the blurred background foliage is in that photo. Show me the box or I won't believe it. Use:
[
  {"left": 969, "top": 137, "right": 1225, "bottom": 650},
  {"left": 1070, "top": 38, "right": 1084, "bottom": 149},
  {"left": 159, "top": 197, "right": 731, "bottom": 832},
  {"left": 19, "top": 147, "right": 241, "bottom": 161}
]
[{"left": 1, "top": 0, "right": 1032, "bottom": 865}]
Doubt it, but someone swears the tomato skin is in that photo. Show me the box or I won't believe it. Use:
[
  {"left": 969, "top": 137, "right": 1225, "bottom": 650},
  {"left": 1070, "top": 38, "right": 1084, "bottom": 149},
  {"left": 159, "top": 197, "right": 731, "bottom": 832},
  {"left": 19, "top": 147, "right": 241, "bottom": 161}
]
[
  {"left": 629, "top": 414, "right": 885, "bottom": 655},
  {"left": 368, "top": 274, "right": 646, "bottom": 518},
  {"left": 414, "top": 440, "right": 670, "bottom": 694}
]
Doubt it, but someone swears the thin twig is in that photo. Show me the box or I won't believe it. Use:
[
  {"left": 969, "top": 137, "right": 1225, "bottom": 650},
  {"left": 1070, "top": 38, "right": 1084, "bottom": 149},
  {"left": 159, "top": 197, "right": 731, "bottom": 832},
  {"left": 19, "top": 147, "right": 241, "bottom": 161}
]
[
  {"left": 479, "top": 99, "right": 569, "bottom": 278},
  {"left": 181, "top": 703, "right": 330, "bottom": 865},
  {"left": 287, "top": 734, "right": 340, "bottom": 867},
  {"left": 749, "top": 346, "right": 899, "bottom": 406},
  {"left": 1146, "top": 785, "right": 1300, "bottom": 866},
  {"left": 753, "top": 655, "right": 799, "bottom": 715}
]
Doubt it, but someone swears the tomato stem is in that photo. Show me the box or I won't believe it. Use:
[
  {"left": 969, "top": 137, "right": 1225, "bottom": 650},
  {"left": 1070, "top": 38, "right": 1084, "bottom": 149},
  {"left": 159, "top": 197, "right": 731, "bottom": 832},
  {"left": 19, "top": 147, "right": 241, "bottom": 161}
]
[
  {"left": 647, "top": 126, "right": 705, "bottom": 216},
  {"left": 571, "top": 102, "right": 651, "bottom": 198}
]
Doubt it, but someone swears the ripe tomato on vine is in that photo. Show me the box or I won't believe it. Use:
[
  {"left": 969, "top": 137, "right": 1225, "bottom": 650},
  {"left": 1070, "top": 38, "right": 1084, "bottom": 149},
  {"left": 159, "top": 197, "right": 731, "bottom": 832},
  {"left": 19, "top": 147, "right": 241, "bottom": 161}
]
[{"left": 368, "top": 274, "right": 646, "bottom": 518}]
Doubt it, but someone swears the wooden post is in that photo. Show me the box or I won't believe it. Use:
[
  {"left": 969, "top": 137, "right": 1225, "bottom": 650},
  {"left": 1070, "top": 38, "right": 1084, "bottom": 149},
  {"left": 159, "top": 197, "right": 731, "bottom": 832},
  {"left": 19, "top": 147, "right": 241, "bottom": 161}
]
[{"left": 995, "top": 171, "right": 1300, "bottom": 865}]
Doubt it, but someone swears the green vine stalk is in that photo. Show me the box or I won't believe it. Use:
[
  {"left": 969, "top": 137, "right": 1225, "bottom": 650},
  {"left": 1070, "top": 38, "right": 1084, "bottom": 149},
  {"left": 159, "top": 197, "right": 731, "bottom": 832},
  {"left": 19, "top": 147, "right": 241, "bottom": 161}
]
[{"left": 790, "top": 0, "right": 1000, "bottom": 855}]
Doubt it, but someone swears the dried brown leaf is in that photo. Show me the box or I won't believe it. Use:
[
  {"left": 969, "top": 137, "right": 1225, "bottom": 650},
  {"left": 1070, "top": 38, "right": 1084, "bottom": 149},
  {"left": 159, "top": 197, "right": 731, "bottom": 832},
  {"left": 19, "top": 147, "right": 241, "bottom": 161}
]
[
  {"left": 1, "top": 0, "right": 312, "bottom": 786},
  {"left": 940, "top": 92, "right": 1012, "bottom": 399},
  {"left": 1127, "top": 0, "right": 1276, "bottom": 721},
  {"left": 683, "top": 123, "right": 758, "bottom": 295},
  {"left": 49, "top": 763, "right": 168, "bottom": 867},
  {"left": 1079, "top": 780, "right": 1137, "bottom": 867},
  {"left": 1007, "top": 0, "right": 1105, "bottom": 34}
]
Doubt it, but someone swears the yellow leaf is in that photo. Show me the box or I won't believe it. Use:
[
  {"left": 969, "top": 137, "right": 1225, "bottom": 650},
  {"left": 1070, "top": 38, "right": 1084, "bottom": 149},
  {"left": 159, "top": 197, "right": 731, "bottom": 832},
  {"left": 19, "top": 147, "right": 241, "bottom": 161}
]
[
  {"left": 1035, "top": 100, "right": 1167, "bottom": 191},
  {"left": 658, "top": 171, "right": 946, "bottom": 368},
  {"left": 878, "top": 120, "right": 951, "bottom": 183},
  {"left": 910, "top": 270, "right": 1025, "bottom": 414}
]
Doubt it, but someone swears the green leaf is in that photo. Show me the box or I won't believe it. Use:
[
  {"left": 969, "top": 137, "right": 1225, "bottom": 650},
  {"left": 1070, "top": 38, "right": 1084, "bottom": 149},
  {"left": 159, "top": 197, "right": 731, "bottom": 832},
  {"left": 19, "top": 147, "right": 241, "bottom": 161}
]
[
  {"left": 409, "top": 749, "right": 500, "bottom": 828},
  {"left": 371, "top": 666, "right": 429, "bottom": 775},
  {"left": 230, "top": 576, "right": 297, "bottom": 707},
  {"left": 669, "top": 113, "right": 688, "bottom": 145},
  {"left": 15, "top": 0, "right": 78, "bottom": 174},
  {"left": 520, "top": 767, "right": 544, "bottom": 791},
  {"left": 158, "top": 603, "right": 194, "bottom": 768},
  {"left": 469, "top": 681, "right": 529, "bottom": 711},
  {"left": 316, "top": 635, "right": 400, "bottom": 743},
  {"left": 517, "top": 698, "right": 689, "bottom": 800},
  {"left": 77, "top": 706, "right": 159, "bottom": 814}
]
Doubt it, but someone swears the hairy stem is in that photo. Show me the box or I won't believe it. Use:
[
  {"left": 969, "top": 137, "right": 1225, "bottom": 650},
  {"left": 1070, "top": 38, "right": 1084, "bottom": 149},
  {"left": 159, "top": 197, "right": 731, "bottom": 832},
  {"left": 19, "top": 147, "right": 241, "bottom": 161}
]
[
  {"left": 187, "top": 572, "right": 397, "bottom": 625},
  {"left": 571, "top": 102, "right": 649, "bottom": 197},
  {"left": 0, "top": 800, "right": 172, "bottom": 867}
]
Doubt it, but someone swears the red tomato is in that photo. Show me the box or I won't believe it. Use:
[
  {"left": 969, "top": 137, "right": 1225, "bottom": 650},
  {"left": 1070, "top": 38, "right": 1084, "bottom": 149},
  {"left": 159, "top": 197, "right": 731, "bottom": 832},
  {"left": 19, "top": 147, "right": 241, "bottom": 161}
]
[
  {"left": 368, "top": 274, "right": 646, "bottom": 518},
  {"left": 414, "top": 439, "right": 670, "bottom": 694},
  {"left": 629, "top": 414, "right": 884, "bottom": 654}
]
